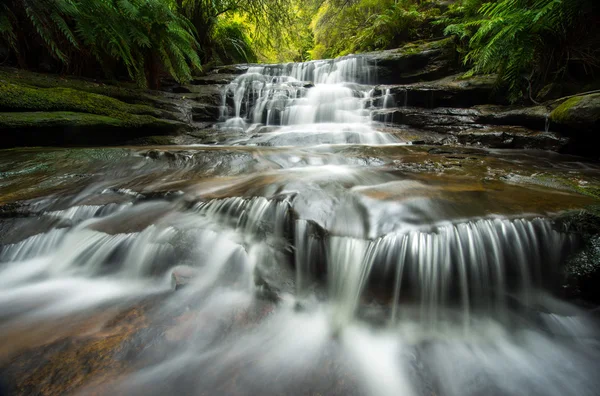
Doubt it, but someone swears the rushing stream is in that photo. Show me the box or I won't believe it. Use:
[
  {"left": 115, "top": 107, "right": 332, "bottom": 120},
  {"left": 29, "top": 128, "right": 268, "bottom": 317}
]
[{"left": 1, "top": 57, "right": 600, "bottom": 395}]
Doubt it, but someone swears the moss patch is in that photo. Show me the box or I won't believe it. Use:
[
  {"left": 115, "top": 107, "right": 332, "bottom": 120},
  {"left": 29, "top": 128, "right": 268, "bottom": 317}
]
[
  {"left": 550, "top": 93, "right": 600, "bottom": 126},
  {"left": 0, "top": 111, "right": 182, "bottom": 130},
  {"left": 0, "top": 81, "right": 163, "bottom": 119},
  {"left": 550, "top": 96, "right": 584, "bottom": 124}
]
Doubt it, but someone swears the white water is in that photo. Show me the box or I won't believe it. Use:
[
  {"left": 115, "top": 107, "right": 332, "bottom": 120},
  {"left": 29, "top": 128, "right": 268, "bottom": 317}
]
[
  {"left": 219, "top": 57, "right": 395, "bottom": 145},
  {"left": 1, "top": 56, "right": 599, "bottom": 395}
]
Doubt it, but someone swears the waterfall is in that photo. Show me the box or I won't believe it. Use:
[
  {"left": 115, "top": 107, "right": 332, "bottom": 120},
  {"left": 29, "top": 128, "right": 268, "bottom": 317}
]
[
  {"left": 218, "top": 56, "right": 396, "bottom": 145},
  {"left": 2, "top": 50, "right": 599, "bottom": 396}
]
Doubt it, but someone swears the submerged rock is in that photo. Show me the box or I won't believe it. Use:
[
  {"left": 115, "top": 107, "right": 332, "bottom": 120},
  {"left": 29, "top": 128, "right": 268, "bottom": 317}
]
[{"left": 171, "top": 265, "right": 200, "bottom": 290}]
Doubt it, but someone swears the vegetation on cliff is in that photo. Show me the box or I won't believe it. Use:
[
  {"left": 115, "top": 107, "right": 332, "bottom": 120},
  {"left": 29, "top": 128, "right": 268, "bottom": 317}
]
[{"left": 1, "top": 0, "right": 598, "bottom": 102}]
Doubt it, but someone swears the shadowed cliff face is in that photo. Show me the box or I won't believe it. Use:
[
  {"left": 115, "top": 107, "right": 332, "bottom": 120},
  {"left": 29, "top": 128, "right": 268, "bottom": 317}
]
[{"left": 1, "top": 49, "right": 600, "bottom": 396}]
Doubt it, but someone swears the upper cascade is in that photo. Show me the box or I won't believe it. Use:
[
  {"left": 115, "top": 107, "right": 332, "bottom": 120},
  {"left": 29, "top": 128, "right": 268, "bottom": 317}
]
[{"left": 218, "top": 56, "right": 396, "bottom": 146}]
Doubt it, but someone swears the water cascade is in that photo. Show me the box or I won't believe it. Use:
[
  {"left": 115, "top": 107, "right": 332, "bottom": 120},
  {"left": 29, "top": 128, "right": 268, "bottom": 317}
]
[
  {"left": 219, "top": 57, "right": 395, "bottom": 145},
  {"left": 1, "top": 53, "right": 599, "bottom": 396}
]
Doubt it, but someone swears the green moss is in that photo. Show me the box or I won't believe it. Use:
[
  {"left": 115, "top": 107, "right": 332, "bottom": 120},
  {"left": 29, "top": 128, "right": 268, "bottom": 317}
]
[
  {"left": 400, "top": 38, "right": 453, "bottom": 55},
  {"left": 0, "top": 67, "right": 143, "bottom": 101},
  {"left": 0, "top": 81, "right": 163, "bottom": 119},
  {"left": 129, "top": 135, "right": 177, "bottom": 145},
  {"left": 0, "top": 111, "right": 181, "bottom": 130},
  {"left": 550, "top": 96, "right": 584, "bottom": 124},
  {"left": 533, "top": 173, "right": 600, "bottom": 200}
]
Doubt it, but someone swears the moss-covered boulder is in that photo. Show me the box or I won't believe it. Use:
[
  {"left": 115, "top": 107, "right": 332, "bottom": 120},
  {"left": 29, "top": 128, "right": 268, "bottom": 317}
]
[
  {"left": 0, "top": 112, "right": 184, "bottom": 147},
  {"left": 0, "top": 79, "right": 189, "bottom": 147},
  {"left": 0, "top": 81, "right": 165, "bottom": 119},
  {"left": 550, "top": 94, "right": 600, "bottom": 131}
]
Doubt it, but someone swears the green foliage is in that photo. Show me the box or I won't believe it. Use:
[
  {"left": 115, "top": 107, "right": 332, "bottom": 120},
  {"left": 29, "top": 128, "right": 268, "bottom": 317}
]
[
  {"left": 178, "top": 0, "right": 293, "bottom": 63},
  {"left": 211, "top": 19, "right": 257, "bottom": 64},
  {"left": 445, "top": 0, "right": 600, "bottom": 102},
  {"left": 0, "top": 0, "right": 202, "bottom": 87},
  {"left": 74, "top": 0, "right": 202, "bottom": 86},
  {"left": 311, "top": 0, "right": 440, "bottom": 59}
]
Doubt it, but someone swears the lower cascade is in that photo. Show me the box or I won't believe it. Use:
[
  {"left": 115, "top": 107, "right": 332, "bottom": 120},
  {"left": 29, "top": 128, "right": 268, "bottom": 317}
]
[{"left": 1, "top": 54, "right": 599, "bottom": 396}]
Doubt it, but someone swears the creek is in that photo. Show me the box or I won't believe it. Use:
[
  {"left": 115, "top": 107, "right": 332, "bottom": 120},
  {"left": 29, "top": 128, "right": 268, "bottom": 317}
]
[{"left": 1, "top": 56, "right": 599, "bottom": 395}]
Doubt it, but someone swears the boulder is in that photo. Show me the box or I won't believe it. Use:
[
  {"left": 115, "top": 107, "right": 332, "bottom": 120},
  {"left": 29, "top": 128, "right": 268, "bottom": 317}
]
[{"left": 550, "top": 93, "right": 600, "bottom": 132}]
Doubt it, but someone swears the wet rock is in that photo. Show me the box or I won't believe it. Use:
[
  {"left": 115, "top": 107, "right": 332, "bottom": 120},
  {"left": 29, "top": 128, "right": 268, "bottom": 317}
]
[
  {"left": 0, "top": 112, "right": 186, "bottom": 147},
  {"left": 191, "top": 73, "right": 239, "bottom": 85},
  {"left": 379, "top": 74, "right": 506, "bottom": 108},
  {"left": 188, "top": 85, "right": 224, "bottom": 106},
  {"left": 171, "top": 265, "right": 199, "bottom": 290},
  {"left": 0, "top": 78, "right": 189, "bottom": 147},
  {"left": 372, "top": 107, "right": 478, "bottom": 127},
  {"left": 0, "top": 202, "right": 35, "bottom": 218},
  {"left": 208, "top": 64, "right": 258, "bottom": 75},
  {"left": 363, "top": 38, "right": 457, "bottom": 85},
  {"left": 475, "top": 105, "right": 551, "bottom": 130},
  {"left": 0, "top": 297, "right": 161, "bottom": 395},
  {"left": 87, "top": 201, "right": 173, "bottom": 235},
  {"left": 455, "top": 126, "right": 568, "bottom": 151},
  {"left": 553, "top": 210, "right": 600, "bottom": 304},
  {"left": 191, "top": 104, "right": 221, "bottom": 122}
]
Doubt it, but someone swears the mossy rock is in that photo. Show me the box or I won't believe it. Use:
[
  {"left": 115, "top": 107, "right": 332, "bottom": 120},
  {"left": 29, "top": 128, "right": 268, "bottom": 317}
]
[
  {"left": 0, "top": 112, "right": 185, "bottom": 147},
  {"left": 550, "top": 94, "right": 600, "bottom": 130},
  {"left": 0, "top": 81, "right": 163, "bottom": 120},
  {"left": 0, "top": 67, "right": 182, "bottom": 120},
  {"left": 0, "top": 111, "right": 181, "bottom": 129}
]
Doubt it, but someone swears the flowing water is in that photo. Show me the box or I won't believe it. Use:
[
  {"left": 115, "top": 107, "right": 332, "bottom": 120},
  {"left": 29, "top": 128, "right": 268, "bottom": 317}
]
[{"left": 1, "top": 57, "right": 600, "bottom": 395}]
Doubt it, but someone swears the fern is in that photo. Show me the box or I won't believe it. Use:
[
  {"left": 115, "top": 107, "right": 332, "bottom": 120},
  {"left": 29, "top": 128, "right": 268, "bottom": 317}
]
[
  {"left": 445, "top": 0, "right": 598, "bottom": 103},
  {"left": 3, "top": 0, "right": 202, "bottom": 87}
]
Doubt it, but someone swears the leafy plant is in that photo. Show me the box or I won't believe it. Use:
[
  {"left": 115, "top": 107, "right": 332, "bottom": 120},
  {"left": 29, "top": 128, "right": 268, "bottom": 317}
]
[
  {"left": 1, "top": 0, "right": 202, "bottom": 88},
  {"left": 211, "top": 19, "right": 257, "bottom": 64},
  {"left": 74, "top": 0, "right": 202, "bottom": 87},
  {"left": 445, "top": 0, "right": 600, "bottom": 102},
  {"left": 311, "top": 0, "right": 440, "bottom": 59}
]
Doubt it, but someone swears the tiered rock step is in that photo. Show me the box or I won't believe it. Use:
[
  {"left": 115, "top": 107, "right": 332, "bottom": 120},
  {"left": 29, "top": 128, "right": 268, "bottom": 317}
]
[{"left": 183, "top": 39, "right": 598, "bottom": 154}]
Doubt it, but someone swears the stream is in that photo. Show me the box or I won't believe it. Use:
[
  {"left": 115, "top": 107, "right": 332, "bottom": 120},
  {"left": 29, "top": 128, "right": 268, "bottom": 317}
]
[{"left": 1, "top": 57, "right": 600, "bottom": 395}]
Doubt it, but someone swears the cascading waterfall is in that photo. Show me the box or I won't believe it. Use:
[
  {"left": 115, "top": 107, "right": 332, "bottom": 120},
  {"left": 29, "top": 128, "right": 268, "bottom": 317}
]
[
  {"left": 219, "top": 56, "right": 395, "bottom": 145},
  {"left": 1, "top": 53, "right": 599, "bottom": 396}
]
